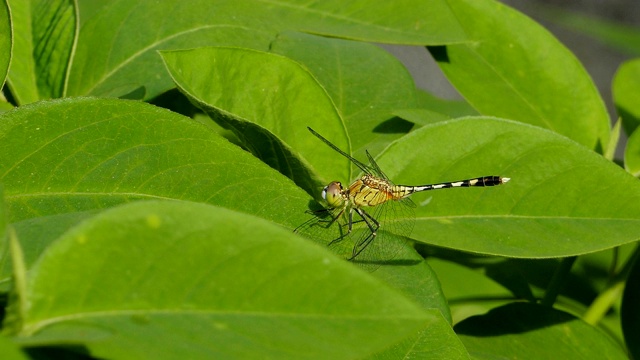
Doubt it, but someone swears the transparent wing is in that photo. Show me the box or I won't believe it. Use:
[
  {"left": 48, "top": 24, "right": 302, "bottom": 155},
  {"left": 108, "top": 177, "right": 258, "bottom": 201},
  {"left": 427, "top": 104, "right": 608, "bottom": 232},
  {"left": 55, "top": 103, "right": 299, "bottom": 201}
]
[
  {"left": 346, "top": 197, "right": 416, "bottom": 271},
  {"left": 365, "top": 150, "right": 390, "bottom": 181}
]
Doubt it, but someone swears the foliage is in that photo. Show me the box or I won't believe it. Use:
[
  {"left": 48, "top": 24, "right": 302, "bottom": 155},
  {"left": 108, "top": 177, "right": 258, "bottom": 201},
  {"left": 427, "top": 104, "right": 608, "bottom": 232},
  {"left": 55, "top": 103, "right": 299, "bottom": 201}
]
[{"left": 0, "top": 0, "right": 639, "bottom": 359}]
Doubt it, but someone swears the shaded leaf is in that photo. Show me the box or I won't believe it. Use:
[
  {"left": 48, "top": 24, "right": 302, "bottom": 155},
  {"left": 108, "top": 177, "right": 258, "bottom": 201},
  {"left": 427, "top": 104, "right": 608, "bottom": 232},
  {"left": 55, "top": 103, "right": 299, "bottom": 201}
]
[
  {"left": 625, "top": 125, "right": 640, "bottom": 177},
  {"left": 427, "top": 258, "right": 516, "bottom": 324},
  {"left": 455, "top": 302, "right": 627, "bottom": 359},
  {"left": 371, "top": 315, "right": 469, "bottom": 360},
  {"left": 0, "top": 0, "right": 10, "bottom": 89},
  {"left": 270, "top": 31, "right": 417, "bottom": 159},
  {"left": 5, "top": 0, "right": 39, "bottom": 104},
  {"left": 161, "top": 47, "right": 350, "bottom": 194},
  {"left": 622, "top": 251, "right": 640, "bottom": 360},
  {"left": 613, "top": 58, "right": 640, "bottom": 135},
  {"left": 4, "top": 0, "right": 76, "bottom": 101},
  {"left": 31, "top": 0, "right": 76, "bottom": 98},
  {"left": 9, "top": 200, "right": 439, "bottom": 359},
  {"left": 431, "top": 0, "right": 610, "bottom": 151}
]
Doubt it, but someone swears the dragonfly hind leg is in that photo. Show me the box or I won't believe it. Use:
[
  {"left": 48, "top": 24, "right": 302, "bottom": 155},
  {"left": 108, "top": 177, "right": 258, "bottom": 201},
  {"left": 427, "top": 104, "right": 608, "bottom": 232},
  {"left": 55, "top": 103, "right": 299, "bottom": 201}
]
[{"left": 348, "top": 208, "right": 380, "bottom": 260}]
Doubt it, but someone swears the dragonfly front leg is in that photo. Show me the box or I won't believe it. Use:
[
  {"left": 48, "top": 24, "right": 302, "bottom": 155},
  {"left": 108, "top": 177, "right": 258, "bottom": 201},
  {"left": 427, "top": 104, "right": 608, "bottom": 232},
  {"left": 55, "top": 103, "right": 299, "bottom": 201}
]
[{"left": 328, "top": 208, "right": 352, "bottom": 246}]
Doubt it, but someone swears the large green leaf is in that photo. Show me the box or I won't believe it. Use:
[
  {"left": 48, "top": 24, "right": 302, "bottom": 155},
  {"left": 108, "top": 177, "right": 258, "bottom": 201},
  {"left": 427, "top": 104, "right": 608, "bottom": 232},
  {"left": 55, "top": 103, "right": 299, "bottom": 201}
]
[
  {"left": 0, "top": 0, "right": 10, "bottom": 89},
  {"left": 613, "top": 58, "right": 640, "bottom": 135},
  {"left": 270, "top": 32, "right": 417, "bottom": 159},
  {"left": 374, "top": 117, "right": 640, "bottom": 257},
  {"left": 431, "top": 0, "right": 610, "bottom": 151},
  {"left": 455, "top": 302, "right": 627, "bottom": 359},
  {"left": 67, "top": 0, "right": 468, "bottom": 100},
  {"left": 0, "top": 97, "right": 311, "bottom": 282},
  {"left": 6, "top": 200, "right": 440, "bottom": 359},
  {"left": 257, "top": 0, "right": 466, "bottom": 44},
  {"left": 161, "top": 47, "right": 351, "bottom": 195},
  {"left": 0, "top": 98, "right": 308, "bottom": 224}
]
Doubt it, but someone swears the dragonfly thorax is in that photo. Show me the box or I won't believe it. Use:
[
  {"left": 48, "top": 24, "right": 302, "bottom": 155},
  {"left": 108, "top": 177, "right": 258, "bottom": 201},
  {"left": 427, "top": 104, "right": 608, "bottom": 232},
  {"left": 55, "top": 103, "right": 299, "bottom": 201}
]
[
  {"left": 322, "top": 181, "right": 346, "bottom": 208},
  {"left": 348, "top": 175, "right": 396, "bottom": 207}
]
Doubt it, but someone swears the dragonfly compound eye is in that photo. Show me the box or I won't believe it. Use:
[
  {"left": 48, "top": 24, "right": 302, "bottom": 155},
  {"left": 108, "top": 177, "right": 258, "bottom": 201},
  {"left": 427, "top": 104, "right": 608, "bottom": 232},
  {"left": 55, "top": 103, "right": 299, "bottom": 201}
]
[{"left": 322, "top": 182, "right": 344, "bottom": 208}]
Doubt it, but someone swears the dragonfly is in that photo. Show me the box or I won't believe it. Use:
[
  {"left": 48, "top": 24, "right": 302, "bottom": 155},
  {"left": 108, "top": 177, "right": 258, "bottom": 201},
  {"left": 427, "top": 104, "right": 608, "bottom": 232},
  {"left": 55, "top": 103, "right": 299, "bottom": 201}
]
[{"left": 296, "top": 127, "right": 509, "bottom": 268}]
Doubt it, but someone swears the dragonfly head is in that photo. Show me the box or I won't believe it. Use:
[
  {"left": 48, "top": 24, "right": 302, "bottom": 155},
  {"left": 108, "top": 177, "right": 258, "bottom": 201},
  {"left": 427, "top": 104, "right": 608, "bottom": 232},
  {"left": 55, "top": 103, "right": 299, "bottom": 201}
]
[{"left": 322, "top": 181, "right": 344, "bottom": 208}]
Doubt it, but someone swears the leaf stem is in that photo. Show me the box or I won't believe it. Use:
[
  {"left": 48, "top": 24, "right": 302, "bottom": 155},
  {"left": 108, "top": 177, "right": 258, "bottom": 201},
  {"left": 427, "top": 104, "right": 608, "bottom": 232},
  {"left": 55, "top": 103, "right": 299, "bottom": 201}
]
[
  {"left": 583, "top": 243, "right": 640, "bottom": 325},
  {"left": 583, "top": 281, "right": 625, "bottom": 325},
  {"left": 540, "top": 256, "right": 577, "bottom": 307}
]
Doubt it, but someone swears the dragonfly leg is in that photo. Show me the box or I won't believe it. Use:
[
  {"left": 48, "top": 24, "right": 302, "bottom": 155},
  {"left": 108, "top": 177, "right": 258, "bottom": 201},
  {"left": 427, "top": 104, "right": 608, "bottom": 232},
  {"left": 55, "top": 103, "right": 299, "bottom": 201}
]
[
  {"left": 328, "top": 209, "right": 351, "bottom": 246},
  {"left": 349, "top": 208, "right": 380, "bottom": 260}
]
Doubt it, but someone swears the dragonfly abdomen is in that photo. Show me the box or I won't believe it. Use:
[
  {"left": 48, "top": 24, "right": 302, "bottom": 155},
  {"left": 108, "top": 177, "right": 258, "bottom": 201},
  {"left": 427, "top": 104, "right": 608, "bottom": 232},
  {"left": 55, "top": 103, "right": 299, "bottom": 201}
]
[{"left": 398, "top": 176, "right": 509, "bottom": 196}]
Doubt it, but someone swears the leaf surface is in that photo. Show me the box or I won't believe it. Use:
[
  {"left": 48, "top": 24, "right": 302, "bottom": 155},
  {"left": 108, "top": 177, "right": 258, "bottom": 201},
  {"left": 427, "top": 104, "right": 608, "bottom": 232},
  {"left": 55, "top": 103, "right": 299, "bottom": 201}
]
[
  {"left": 68, "top": 0, "right": 468, "bottom": 100},
  {"left": 431, "top": 0, "right": 610, "bottom": 150},
  {"left": 10, "top": 200, "right": 441, "bottom": 359},
  {"left": 375, "top": 117, "right": 640, "bottom": 257},
  {"left": 456, "top": 302, "right": 627, "bottom": 359}
]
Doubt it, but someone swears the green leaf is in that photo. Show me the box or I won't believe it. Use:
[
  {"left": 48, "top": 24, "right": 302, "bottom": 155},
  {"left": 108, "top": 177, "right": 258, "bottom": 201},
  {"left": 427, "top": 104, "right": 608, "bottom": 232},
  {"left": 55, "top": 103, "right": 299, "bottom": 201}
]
[
  {"left": 0, "top": 97, "right": 311, "bottom": 282},
  {"left": 393, "top": 109, "right": 450, "bottom": 127},
  {"left": 0, "top": 335, "right": 29, "bottom": 360},
  {"left": 377, "top": 252, "right": 451, "bottom": 322},
  {"left": 365, "top": 252, "right": 469, "bottom": 359},
  {"left": 67, "top": 0, "right": 468, "bottom": 100},
  {"left": 0, "top": 211, "right": 98, "bottom": 288},
  {"left": 427, "top": 258, "right": 514, "bottom": 323},
  {"left": 0, "top": 0, "right": 10, "bottom": 89},
  {"left": 258, "top": 0, "right": 467, "bottom": 44},
  {"left": 5, "top": 0, "right": 39, "bottom": 104},
  {"left": 375, "top": 117, "right": 640, "bottom": 258},
  {"left": 270, "top": 32, "right": 417, "bottom": 159},
  {"left": 0, "top": 97, "right": 308, "bottom": 223},
  {"left": 613, "top": 58, "right": 640, "bottom": 135},
  {"left": 161, "top": 46, "right": 350, "bottom": 193},
  {"left": 67, "top": 1, "right": 275, "bottom": 99},
  {"left": 431, "top": 0, "right": 610, "bottom": 151},
  {"left": 371, "top": 316, "right": 469, "bottom": 359},
  {"left": 30, "top": 0, "right": 76, "bottom": 99},
  {"left": 605, "top": 118, "right": 621, "bottom": 162},
  {"left": 414, "top": 89, "right": 478, "bottom": 119},
  {"left": 455, "top": 302, "right": 627, "bottom": 359},
  {"left": 0, "top": 185, "right": 5, "bottom": 247},
  {"left": 625, "top": 125, "right": 640, "bottom": 177},
  {"left": 9, "top": 200, "right": 438, "bottom": 359},
  {"left": 622, "top": 252, "right": 640, "bottom": 360}
]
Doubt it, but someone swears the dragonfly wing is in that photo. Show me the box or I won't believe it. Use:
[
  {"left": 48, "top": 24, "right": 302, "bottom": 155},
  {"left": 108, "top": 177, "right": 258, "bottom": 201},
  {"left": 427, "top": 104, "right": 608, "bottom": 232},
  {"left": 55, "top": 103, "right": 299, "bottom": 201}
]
[
  {"left": 348, "top": 198, "right": 416, "bottom": 271},
  {"left": 365, "top": 150, "right": 390, "bottom": 180}
]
